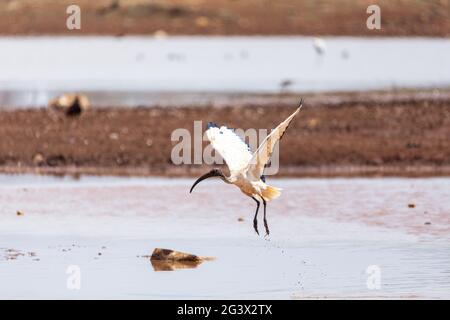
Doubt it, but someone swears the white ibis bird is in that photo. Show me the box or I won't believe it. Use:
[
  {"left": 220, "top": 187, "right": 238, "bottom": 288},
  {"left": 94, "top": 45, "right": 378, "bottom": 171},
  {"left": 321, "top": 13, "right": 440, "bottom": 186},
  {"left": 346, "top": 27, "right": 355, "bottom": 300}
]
[
  {"left": 313, "top": 37, "right": 327, "bottom": 56},
  {"left": 190, "top": 100, "right": 303, "bottom": 236}
]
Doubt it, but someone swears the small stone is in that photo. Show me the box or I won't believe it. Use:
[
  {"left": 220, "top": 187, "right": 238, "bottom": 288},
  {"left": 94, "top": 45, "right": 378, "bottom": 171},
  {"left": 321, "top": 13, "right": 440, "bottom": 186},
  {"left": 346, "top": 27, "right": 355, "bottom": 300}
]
[
  {"left": 16, "top": 211, "right": 24, "bottom": 216},
  {"left": 48, "top": 93, "right": 90, "bottom": 116},
  {"left": 6, "top": 0, "right": 22, "bottom": 11},
  {"left": 408, "top": 203, "right": 415, "bottom": 208},
  {"left": 109, "top": 133, "right": 119, "bottom": 140},
  {"left": 195, "top": 16, "right": 210, "bottom": 28},
  {"left": 307, "top": 118, "right": 319, "bottom": 128},
  {"left": 32, "top": 153, "right": 45, "bottom": 166},
  {"left": 149, "top": 248, "right": 214, "bottom": 272},
  {"left": 154, "top": 30, "right": 168, "bottom": 39},
  {"left": 151, "top": 248, "right": 203, "bottom": 262}
]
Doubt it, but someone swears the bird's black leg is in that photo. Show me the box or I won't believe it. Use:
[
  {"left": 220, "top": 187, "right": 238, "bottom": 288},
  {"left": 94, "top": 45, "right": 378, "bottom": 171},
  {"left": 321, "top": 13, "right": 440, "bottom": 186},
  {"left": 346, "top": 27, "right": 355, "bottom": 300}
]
[
  {"left": 251, "top": 197, "right": 260, "bottom": 235},
  {"left": 262, "top": 198, "right": 270, "bottom": 236}
]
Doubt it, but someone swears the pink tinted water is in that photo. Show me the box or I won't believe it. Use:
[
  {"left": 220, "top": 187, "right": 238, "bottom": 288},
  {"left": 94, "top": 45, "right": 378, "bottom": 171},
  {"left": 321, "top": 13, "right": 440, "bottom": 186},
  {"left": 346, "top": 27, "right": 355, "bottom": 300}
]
[{"left": 0, "top": 175, "right": 449, "bottom": 299}]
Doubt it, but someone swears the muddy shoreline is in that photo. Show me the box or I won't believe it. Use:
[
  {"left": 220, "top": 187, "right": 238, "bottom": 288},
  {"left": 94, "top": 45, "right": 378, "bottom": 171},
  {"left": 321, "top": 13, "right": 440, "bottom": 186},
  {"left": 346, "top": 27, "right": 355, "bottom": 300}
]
[
  {"left": 1, "top": 165, "right": 450, "bottom": 178},
  {"left": 1, "top": 0, "right": 448, "bottom": 37},
  {"left": 1, "top": 90, "right": 449, "bottom": 177}
]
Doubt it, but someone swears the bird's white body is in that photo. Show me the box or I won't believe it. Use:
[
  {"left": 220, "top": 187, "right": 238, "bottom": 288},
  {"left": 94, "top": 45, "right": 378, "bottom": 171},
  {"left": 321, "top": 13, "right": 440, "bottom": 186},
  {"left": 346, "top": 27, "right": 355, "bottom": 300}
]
[{"left": 228, "top": 171, "right": 281, "bottom": 202}]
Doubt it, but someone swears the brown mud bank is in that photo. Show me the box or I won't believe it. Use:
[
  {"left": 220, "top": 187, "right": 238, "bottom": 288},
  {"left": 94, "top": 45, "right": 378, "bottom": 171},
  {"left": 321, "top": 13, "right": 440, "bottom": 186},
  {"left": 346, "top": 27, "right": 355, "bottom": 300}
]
[
  {"left": 0, "top": 0, "right": 448, "bottom": 37},
  {"left": 0, "top": 90, "right": 449, "bottom": 177}
]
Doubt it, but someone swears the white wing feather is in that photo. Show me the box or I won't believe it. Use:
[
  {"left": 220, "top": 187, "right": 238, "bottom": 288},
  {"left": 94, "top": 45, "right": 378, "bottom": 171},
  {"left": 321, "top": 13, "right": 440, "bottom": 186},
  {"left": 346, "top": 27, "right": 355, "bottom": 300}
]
[
  {"left": 247, "top": 106, "right": 302, "bottom": 179},
  {"left": 206, "top": 126, "right": 253, "bottom": 173}
]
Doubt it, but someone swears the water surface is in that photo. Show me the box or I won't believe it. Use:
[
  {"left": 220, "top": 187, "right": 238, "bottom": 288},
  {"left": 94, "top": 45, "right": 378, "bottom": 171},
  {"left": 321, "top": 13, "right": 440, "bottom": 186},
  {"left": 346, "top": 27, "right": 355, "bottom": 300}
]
[
  {"left": 0, "top": 175, "right": 449, "bottom": 299},
  {"left": 1, "top": 36, "right": 449, "bottom": 108}
]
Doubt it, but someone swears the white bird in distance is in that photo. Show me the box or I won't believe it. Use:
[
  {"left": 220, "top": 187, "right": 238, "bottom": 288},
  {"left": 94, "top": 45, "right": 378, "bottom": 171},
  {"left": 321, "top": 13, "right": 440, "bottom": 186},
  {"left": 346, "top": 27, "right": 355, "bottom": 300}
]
[{"left": 190, "top": 100, "right": 303, "bottom": 236}]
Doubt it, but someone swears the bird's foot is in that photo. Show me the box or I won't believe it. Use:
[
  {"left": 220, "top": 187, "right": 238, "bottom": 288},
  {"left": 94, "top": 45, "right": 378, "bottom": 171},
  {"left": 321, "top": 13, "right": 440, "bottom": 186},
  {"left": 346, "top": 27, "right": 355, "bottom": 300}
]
[
  {"left": 263, "top": 219, "right": 270, "bottom": 237},
  {"left": 253, "top": 220, "right": 259, "bottom": 235}
]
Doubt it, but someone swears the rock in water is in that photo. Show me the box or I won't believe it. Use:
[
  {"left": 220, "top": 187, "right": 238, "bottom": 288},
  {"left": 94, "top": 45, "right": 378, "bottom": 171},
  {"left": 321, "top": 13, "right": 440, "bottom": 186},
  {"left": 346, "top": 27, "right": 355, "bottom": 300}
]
[
  {"left": 150, "top": 248, "right": 203, "bottom": 262},
  {"left": 149, "top": 248, "right": 214, "bottom": 271}
]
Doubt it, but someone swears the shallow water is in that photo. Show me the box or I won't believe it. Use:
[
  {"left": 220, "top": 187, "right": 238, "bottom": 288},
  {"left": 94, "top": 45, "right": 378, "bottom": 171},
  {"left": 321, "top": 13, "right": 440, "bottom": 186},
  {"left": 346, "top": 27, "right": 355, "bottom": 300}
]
[
  {"left": 0, "top": 175, "right": 449, "bottom": 299},
  {"left": 1, "top": 36, "right": 449, "bottom": 108}
]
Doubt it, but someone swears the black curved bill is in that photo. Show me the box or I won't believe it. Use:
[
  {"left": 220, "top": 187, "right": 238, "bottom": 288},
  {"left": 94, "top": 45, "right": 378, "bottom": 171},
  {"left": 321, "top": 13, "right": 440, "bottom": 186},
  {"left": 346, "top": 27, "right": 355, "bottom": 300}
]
[{"left": 189, "top": 170, "right": 222, "bottom": 193}]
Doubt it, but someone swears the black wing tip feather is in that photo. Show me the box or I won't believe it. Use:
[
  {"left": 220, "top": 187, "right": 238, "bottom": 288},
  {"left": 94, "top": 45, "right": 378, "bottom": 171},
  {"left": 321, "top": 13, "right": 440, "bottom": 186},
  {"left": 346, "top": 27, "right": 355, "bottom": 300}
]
[
  {"left": 279, "top": 99, "right": 303, "bottom": 141},
  {"left": 206, "top": 122, "right": 218, "bottom": 129}
]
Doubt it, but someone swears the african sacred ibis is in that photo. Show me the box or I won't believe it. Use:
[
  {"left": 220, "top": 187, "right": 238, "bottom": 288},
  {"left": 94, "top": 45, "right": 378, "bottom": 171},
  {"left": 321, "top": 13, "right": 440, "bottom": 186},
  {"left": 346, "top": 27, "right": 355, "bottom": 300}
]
[{"left": 190, "top": 100, "right": 303, "bottom": 236}]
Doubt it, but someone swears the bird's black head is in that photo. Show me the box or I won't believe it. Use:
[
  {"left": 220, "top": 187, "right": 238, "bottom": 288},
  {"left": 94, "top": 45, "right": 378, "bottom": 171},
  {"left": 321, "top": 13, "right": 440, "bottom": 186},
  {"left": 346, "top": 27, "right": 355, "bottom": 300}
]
[{"left": 189, "top": 168, "right": 225, "bottom": 193}]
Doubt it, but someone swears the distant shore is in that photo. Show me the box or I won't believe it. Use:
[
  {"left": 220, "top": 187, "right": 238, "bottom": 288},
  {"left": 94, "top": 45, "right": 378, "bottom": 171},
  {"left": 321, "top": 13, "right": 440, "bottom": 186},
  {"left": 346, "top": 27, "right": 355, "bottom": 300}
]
[
  {"left": 1, "top": 90, "right": 449, "bottom": 177},
  {"left": 0, "top": 0, "right": 448, "bottom": 37},
  {"left": 1, "top": 165, "right": 450, "bottom": 178}
]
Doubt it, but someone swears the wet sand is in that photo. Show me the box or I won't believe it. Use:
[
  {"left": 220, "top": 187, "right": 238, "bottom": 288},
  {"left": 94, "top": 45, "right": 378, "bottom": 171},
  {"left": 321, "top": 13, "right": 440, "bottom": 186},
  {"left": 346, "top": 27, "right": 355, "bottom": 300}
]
[
  {"left": 1, "top": 91, "right": 449, "bottom": 177},
  {"left": 0, "top": 174, "right": 449, "bottom": 299}
]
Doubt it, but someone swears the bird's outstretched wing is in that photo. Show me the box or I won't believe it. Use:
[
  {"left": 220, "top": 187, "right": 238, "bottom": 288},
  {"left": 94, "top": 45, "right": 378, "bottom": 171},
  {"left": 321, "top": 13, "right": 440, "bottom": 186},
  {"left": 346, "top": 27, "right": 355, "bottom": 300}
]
[
  {"left": 206, "top": 123, "right": 253, "bottom": 173},
  {"left": 247, "top": 103, "right": 302, "bottom": 179}
]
